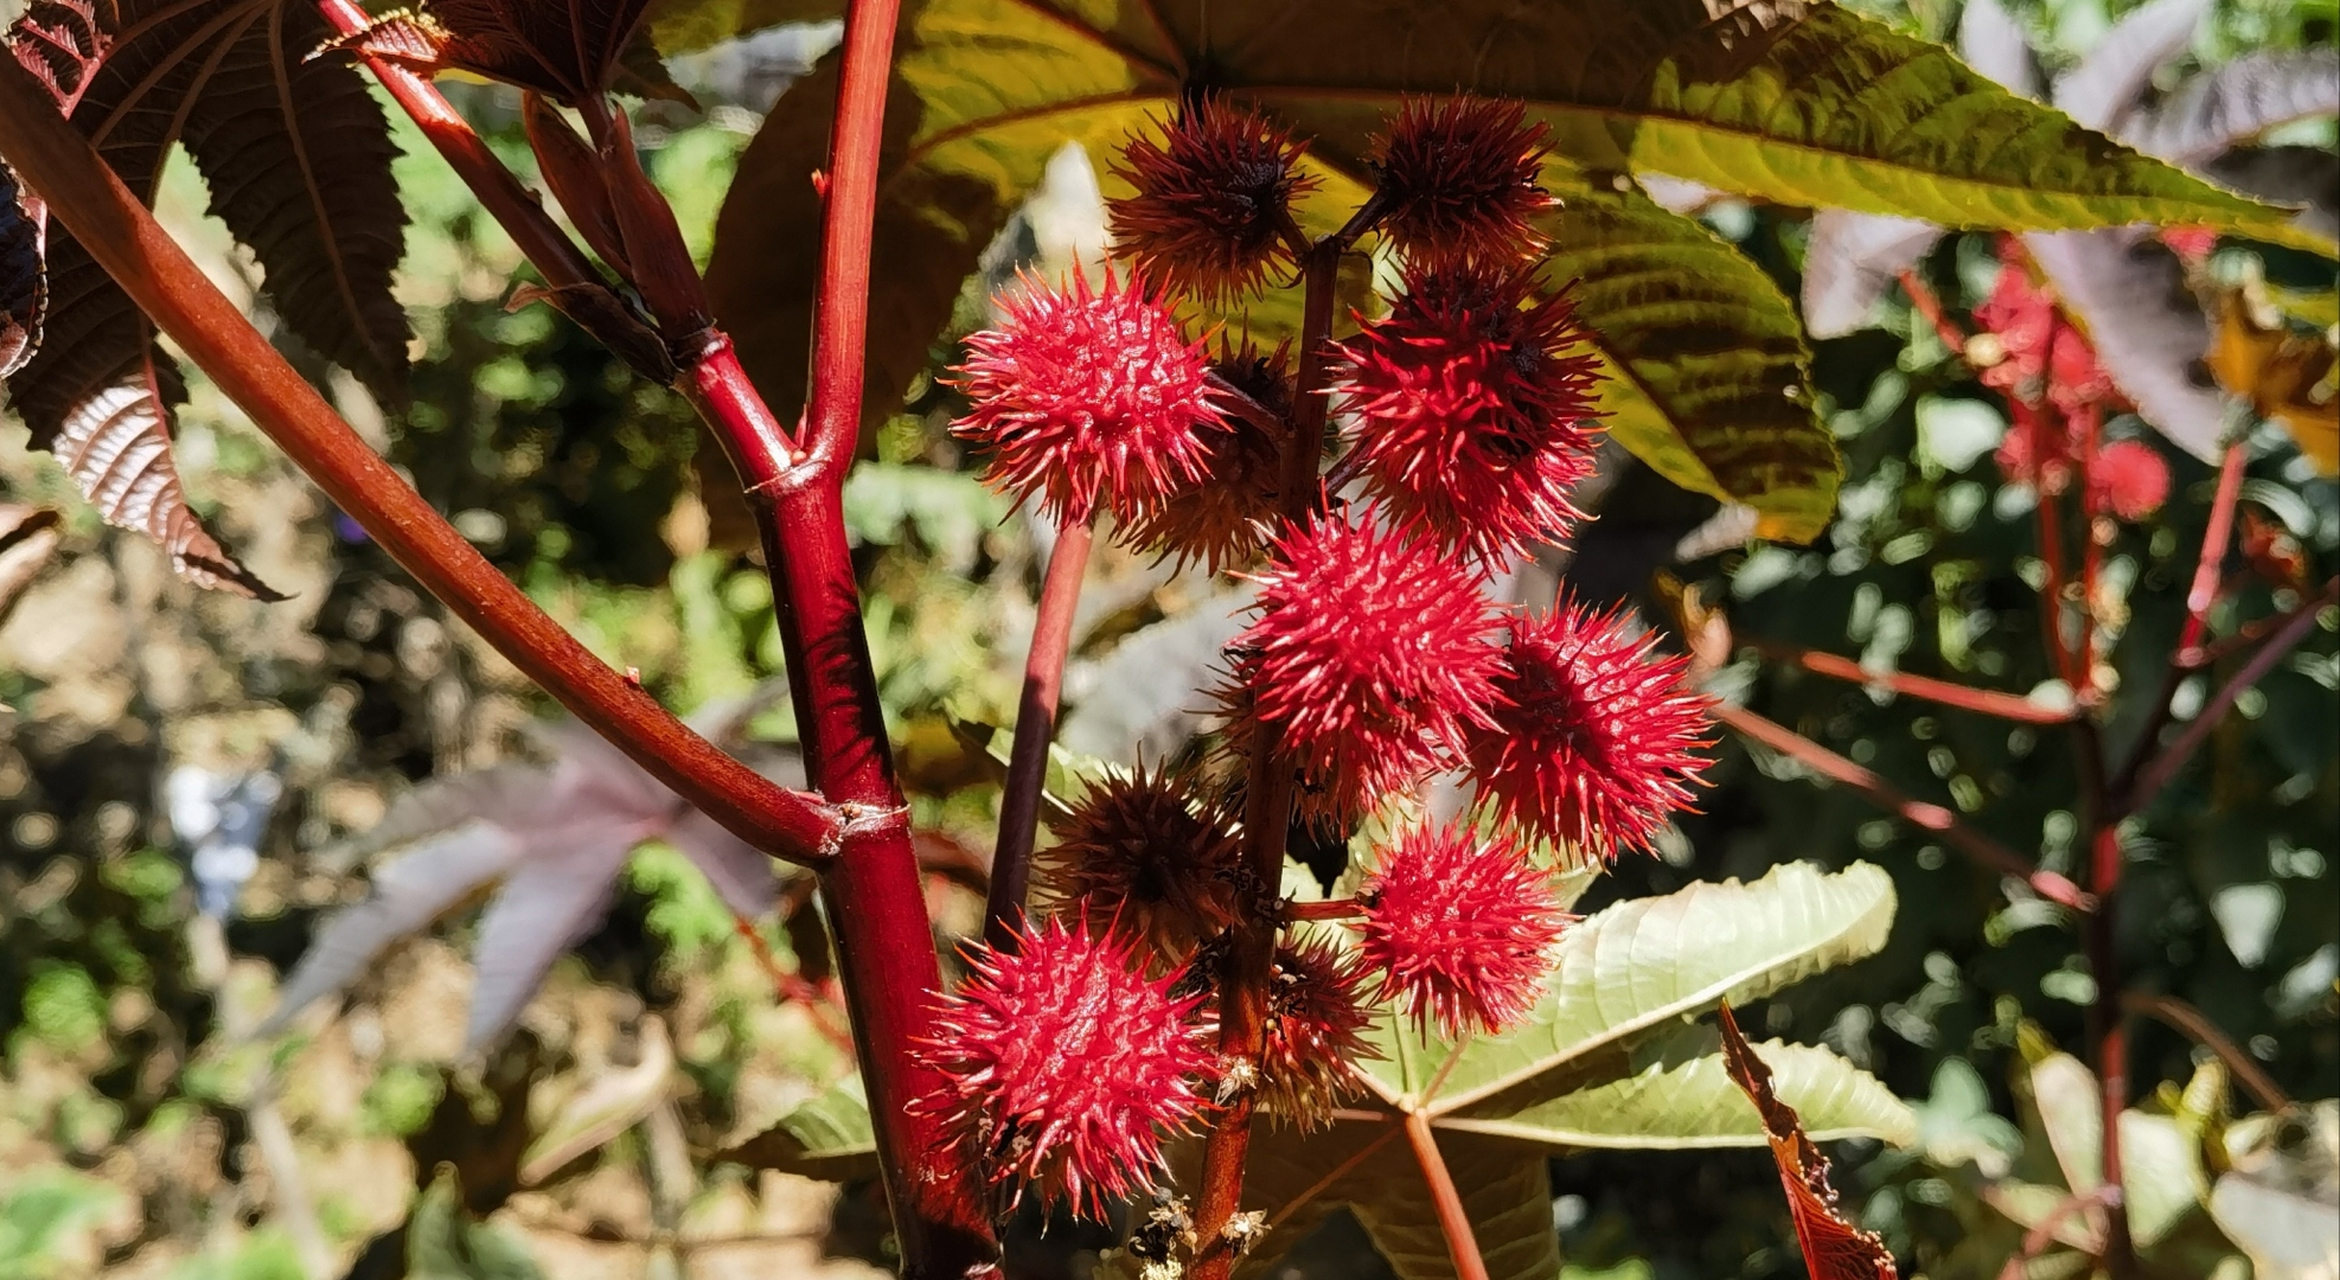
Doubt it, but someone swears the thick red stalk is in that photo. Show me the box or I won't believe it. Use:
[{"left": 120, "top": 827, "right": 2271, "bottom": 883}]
[
  {"left": 685, "top": 353, "right": 999, "bottom": 1277},
  {"left": 0, "top": 55, "right": 843, "bottom": 868},
  {"left": 1718, "top": 705, "right": 2093, "bottom": 911},
  {"left": 801, "top": 0, "right": 901, "bottom": 476},
  {"left": 1192, "top": 239, "right": 1342, "bottom": 1280},
  {"left": 984, "top": 517, "right": 1095, "bottom": 949},
  {"left": 314, "top": 0, "right": 600, "bottom": 291},
  {"left": 1404, "top": 1111, "right": 1491, "bottom": 1280},
  {"left": 1749, "top": 640, "right": 2078, "bottom": 724}
]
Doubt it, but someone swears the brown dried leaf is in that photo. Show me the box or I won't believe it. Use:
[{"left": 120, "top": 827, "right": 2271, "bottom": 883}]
[
  {"left": 2, "top": 0, "right": 406, "bottom": 597},
  {"left": 2210, "top": 287, "right": 2339, "bottom": 474},
  {"left": 0, "top": 505, "right": 63, "bottom": 623},
  {"left": 0, "top": 162, "right": 39, "bottom": 379},
  {"left": 1718, "top": 1001, "right": 1899, "bottom": 1280}
]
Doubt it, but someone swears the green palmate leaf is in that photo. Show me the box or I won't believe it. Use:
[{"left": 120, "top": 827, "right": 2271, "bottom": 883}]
[
  {"left": 1377, "top": 860, "right": 1898, "bottom": 1116},
  {"left": 1437, "top": 1035, "right": 1917, "bottom": 1151},
  {"left": 715, "top": 1078, "right": 880, "bottom": 1182},
  {"left": 1539, "top": 179, "right": 1834, "bottom": 540},
  {"left": 710, "top": 0, "right": 2313, "bottom": 538}
]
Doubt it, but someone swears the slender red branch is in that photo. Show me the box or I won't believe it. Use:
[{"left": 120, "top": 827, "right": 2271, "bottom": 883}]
[
  {"left": 314, "top": 0, "right": 599, "bottom": 291},
  {"left": 2032, "top": 444, "right": 2082, "bottom": 690},
  {"left": 2074, "top": 404, "right": 2107, "bottom": 697},
  {"left": 1994, "top": 1187, "right": 2111, "bottom": 1280},
  {"left": 800, "top": 0, "right": 902, "bottom": 476},
  {"left": 1897, "top": 267, "right": 1970, "bottom": 355},
  {"left": 1283, "top": 899, "right": 1364, "bottom": 922},
  {"left": 0, "top": 53, "right": 843, "bottom": 868},
  {"left": 2121, "top": 991, "right": 2294, "bottom": 1117},
  {"left": 984, "top": 517, "right": 1095, "bottom": 948},
  {"left": 1404, "top": 1111, "right": 1491, "bottom": 1280},
  {"left": 2181, "top": 442, "right": 2249, "bottom": 657},
  {"left": 1748, "top": 639, "right": 2078, "bottom": 724},
  {"left": 733, "top": 915, "right": 857, "bottom": 1055},
  {"left": 1192, "top": 238, "right": 1342, "bottom": 1280},
  {"left": 1717, "top": 705, "right": 2094, "bottom": 911},
  {"left": 2082, "top": 823, "right": 2135, "bottom": 1280},
  {"left": 2124, "top": 595, "right": 2333, "bottom": 814}
]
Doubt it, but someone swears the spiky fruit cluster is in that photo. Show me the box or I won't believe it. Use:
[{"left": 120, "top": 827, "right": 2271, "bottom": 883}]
[
  {"left": 1333, "top": 266, "right": 1603, "bottom": 563},
  {"left": 951, "top": 267, "right": 1220, "bottom": 526},
  {"left": 1109, "top": 97, "right": 1316, "bottom": 303},
  {"left": 1125, "top": 342, "right": 1294, "bottom": 572},
  {"left": 1239, "top": 515, "right": 1504, "bottom": 822},
  {"left": 1356, "top": 823, "right": 1570, "bottom": 1037},
  {"left": 919, "top": 917, "right": 1212, "bottom": 1217},
  {"left": 1257, "top": 936, "right": 1375, "bottom": 1129},
  {"left": 1038, "top": 765, "right": 1245, "bottom": 957},
  {"left": 1464, "top": 599, "right": 1713, "bottom": 857},
  {"left": 1373, "top": 96, "right": 1556, "bottom": 268}
]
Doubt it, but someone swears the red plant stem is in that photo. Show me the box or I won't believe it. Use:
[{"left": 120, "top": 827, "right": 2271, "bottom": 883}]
[
  {"left": 1192, "top": 238, "right": 1342, "bottom": 1280},
  {"left": 2123, "top": 595, "right": 2332, "bottom": 815},
  {"left": 1717, "top": 705, "right": 2093, "bottom": 911},
  {"left": 984, "top": 517, "right": 1095, "bottom": 948},
  {"left": 684, "top": 354, "right": 998, "bottom": 1277},
  {"left": 800, "top": 0, "right": 901, "bottom": 476},
  {"left": 1404, "top": 1111, "right": 1491, "bottom": 1280},
  {"left": 1748, "top": 639, "right": 2078, "bottom": 724},
  {"left": 1994, "top": 1187, "right": 2110, "bottom": 1280},
  {"left": 1283, "top": 899, "right": 1364, "bottom": 922},
  {"left": 2083, "top": 821, "right": 2135, "bottom": 1280},
  {"left": 2034, "top": 455, "right": 2082, "bottom": 690},
  {"left": 2074, "top": 404, "right": 2107, "bottom": 694},
  {"left": 313, "top": 0, "right": 600, "bottom": 292},
  {"left": 1897, "top": 267, "right": 1970, "bottom": 354},
  {"left": 2181, "top": 442, "right": 2249, "bottom": 657},
  {"left": 2121, "top": 991, "right": 2294, "bottom": 1117},
  {"left": 0, "top": 54, "right": 844, "bottom": 869}
]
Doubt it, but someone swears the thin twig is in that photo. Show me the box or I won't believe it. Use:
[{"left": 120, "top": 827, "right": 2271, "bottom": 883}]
[
  {"left": 1718, "top": 704, "right": 2094, "bottom": 911},
  {"left": 985, "top": 517, "right": 1095, "bottom": 948},
  {"left": 2122, "top": 991, "right": 2295, "bottom": 1117},
  {"left": 2125, "top": 597, "right": 2334, "bottom": 814},
  {"left": 1404, "top": 1111, "right": 1491, "bottom": 1280},
  {"left": 1898, "top": 267, "right": 1972, "bottom": 356},
  {"left": 1747, "top": 639, "right": 2078, "bottom": 724}
]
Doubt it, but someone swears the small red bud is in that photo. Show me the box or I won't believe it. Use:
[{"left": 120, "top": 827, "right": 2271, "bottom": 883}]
[
  {"left": 1038, "top": 763, "right": 1244, "bottom": 958},
  {"left": 1108, "top": 95, "right": 1316, "bottom": 303},
  {"left": 1372, "top": 96, "right": 1557, "bottom": 269}
]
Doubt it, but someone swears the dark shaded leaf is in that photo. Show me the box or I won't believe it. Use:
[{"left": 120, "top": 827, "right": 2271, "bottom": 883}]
[
  {"left": 1, "top": 162, "right": 42, "bottom": 378},
  {"left": 3, "top": 0, "right": 407, "bottom": 597},
  {"left": 2125, "top": 50, "right": 2340, "bottom": 167},
  {"left": 1719, "top": 1001, "right": 1899, "bottom": 1280},
  {"left": 2201, "top": 146, "right": 2340, "bottom": 243},
  {"left": 325, "top": 0, "right": 656, "bottom": 103},
  {"left": 0, "top": 505, "right": 63, "bottom": 624}
]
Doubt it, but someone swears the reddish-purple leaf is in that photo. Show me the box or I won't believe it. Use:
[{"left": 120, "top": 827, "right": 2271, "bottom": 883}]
[
  {"left": 321, "top": 0, "right": 658, "bottom": 104},
  {"left": 1, "top": 0, "right": 406, "bottom": 598},
  {"left": 1719, "top": 1001, "right": 1900, "bottom": 1280}
]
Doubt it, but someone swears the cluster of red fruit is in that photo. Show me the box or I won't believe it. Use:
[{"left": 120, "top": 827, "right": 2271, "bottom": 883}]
[{"left": 919, "top": 95, "right": 1716, "bottom": 1217}]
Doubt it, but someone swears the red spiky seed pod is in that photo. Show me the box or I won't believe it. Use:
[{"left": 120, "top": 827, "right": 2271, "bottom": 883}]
[
  {"left": 1258, "top": 935, "right": 1375, "bottom": 1129},
  {"left": 918, "top": 916, "right": 1212, "bottom": 1217},
  {"left": 1109, "top": 96, "right": 1317, "bottom": 303},
  {"left": 1355, "top": 823, "right": 1569, "bottom": 1037},
  {"left": 950, "top": 267, "right": 1220, "bottom": 526},
  {"left": 1333, "top": 265, "right": 1603, "bottom": 564},
  {"left": 1463, "top": 598, "right": 1714, "bottom": 857},
  {"left": 1124, "top": 341, "right": 1294, "bottom": 572},
  {"left": 1372, "top": 96, "right": 1556, "bottom": 269},
  {"left": 2088, "top": 439, "right": 2170, "bottom": 521},
  {"left": 1038, "top": 764, "right": 1245, "bottom": 957},
  {"left": 1239, "top": 515, "right": 1505, "bottom": 823}
]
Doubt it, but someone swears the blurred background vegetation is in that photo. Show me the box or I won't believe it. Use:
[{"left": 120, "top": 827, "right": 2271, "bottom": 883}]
[{"left": 0, "top": 0, "right": 2332, "bottom": 1277}]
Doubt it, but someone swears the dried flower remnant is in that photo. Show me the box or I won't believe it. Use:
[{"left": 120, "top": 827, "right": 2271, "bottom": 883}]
[
  {"left": 1464, "top": 599, "right": 1713, "bottom": 857},
  {"left": 1373, "top": 96, "right": 1556, "bottom": 269},
  {"left": 1038, "top": 764, "right": 1245, "bottom": 956},
  {"left": 1356, "top": 822, "right": 1569, "bottom": 1037},
  {"left": 1126, "top": 341, "right": 1294, "bottom": 572},
  {"left": 1334, "top": 266, "right": 1603, "bottom": 564},
  {"left": 1240, "top": 515, "right": 1505, "bottom": 822},
  {"left": 1109, "top": 97, "right": 1316, "bottom": 303},
  {"left": 1256, "top": 935, "right": 1375, "bottom": 1128},
  {"left": 919, "top": 916, "right": 1212, "bottom": 1217},
  {"left": 951, "top": 267, "right": 1220, "bottom": 526}
]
